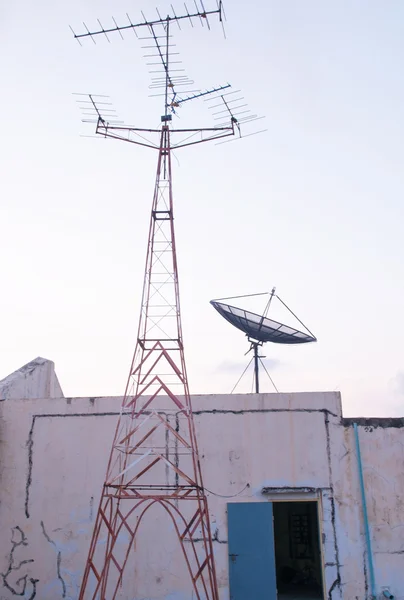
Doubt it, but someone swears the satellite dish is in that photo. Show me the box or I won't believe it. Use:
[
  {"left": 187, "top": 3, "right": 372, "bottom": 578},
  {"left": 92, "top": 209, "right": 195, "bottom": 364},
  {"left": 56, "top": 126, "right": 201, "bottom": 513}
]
[
  {"left": 210, "top": 302, "right": 316, "bottom": 345},
  {"left": 210, "top": 288, "right": 316, "bottom": 393}
]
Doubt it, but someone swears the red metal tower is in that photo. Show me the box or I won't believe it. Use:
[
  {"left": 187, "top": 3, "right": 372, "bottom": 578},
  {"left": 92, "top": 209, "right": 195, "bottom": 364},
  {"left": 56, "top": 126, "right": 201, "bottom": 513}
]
[{"left": 72, "top": 4, "right": 239, "bottom": 599}]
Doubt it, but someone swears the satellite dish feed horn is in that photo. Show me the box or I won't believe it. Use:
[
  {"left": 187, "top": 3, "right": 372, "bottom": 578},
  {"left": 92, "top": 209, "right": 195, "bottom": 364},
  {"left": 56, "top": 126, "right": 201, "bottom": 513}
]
[{"left": 210, "top": 289, "right": 317, "bottom": 393}]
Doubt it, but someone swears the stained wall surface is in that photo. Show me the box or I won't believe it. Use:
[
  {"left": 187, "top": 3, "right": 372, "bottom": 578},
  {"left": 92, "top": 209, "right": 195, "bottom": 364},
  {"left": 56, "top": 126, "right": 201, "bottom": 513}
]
[{"left": 0, "top": 391, "right": 403, "bottom": 600}]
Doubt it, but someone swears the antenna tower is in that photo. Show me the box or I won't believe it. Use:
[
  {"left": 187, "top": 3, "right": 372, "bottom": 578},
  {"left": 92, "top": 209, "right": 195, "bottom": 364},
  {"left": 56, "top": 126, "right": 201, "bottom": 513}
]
[{"left": 70, "top": 2, "right": 260, "bottom": 599}]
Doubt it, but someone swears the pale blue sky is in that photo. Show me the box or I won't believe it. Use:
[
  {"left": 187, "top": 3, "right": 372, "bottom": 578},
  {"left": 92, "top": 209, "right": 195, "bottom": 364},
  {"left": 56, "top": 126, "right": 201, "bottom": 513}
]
[{"left": 1, "top": 1, "right": 403, "bottom": 416}]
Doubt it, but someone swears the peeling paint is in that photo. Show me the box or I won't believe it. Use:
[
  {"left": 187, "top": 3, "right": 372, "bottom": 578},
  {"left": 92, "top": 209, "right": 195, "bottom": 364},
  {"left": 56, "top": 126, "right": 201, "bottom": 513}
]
[
  {"left": 1, "top": 526, "right": 38, "bottom": 598},
  {"left": 343, "top": 417, "right": 404, "bottom": 429},
  {"left": 184, "top": 528, "right": 227, "bottom": 545},
  {"left": 89, "top": 496, "right": 94, "bottom": 522},
  {"left": 261, "top": 486, "right": 329, "bottom": 494},
  {"left": 328, "top": 576, "right": 341, "bottom": 600},
  {"left": 194, "top": 408, "right": 339, "bottom": 417},
  {"left": 363, "top": 549, "right": 369, "bottom": 598}
]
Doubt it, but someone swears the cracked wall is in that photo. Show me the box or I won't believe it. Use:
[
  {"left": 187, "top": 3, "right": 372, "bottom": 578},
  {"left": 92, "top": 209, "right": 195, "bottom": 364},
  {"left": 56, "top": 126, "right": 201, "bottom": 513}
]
[{"left": 0, "top": 392, "right": 403, "bottom": 599}]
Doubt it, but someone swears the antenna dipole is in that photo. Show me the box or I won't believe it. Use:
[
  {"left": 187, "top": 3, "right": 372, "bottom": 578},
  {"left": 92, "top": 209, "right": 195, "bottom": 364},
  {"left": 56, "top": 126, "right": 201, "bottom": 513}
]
[
  {"left": 72, "top": 4, "right": 234, "bottom": 600},
  {"left": 71, "top": 2, "right": 225, "bottom": 118}
]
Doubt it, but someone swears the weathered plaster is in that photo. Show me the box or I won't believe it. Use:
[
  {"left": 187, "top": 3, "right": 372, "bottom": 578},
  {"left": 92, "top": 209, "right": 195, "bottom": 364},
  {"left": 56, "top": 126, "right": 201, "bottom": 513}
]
[
  {"left": 0, "top": 358, "right": 64, "bottom": 401},
  {"left": 0, "top": 389, "right": 403, "bottom": 599}
]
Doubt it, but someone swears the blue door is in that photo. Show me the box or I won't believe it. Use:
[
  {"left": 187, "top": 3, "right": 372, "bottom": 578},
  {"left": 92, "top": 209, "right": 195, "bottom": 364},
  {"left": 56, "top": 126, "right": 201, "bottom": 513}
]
[{"left": 227, "top": 502, "right": 277, "bottom": 600}]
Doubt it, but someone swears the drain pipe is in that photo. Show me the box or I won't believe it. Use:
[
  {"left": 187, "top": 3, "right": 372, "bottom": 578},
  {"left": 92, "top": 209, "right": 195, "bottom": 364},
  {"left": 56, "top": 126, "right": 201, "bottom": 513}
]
[{"left": 353, "top": 423, "right": 377, "bottom": 599}]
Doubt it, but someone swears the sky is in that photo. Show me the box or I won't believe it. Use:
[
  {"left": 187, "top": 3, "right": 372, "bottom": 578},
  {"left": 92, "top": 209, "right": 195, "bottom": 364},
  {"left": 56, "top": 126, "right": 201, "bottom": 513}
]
[{"left": 0, "top": 0, "right": 403, "bottom": 416}]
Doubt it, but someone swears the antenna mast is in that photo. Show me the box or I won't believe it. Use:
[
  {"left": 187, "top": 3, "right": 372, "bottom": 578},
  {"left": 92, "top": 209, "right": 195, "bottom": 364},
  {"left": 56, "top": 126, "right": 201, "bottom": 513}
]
[{"left": 71, "top": 3, "right": 243, "bottom": 599}]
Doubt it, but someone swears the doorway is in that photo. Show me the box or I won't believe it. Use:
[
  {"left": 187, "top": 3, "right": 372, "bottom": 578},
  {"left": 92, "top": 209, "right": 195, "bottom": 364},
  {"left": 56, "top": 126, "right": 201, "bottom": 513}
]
[
  {"left": 273, "top": 501, "right": 324, "bottom": 600},
  {"left": 227, "top": 501, "right": 324, "bottom": 600}
]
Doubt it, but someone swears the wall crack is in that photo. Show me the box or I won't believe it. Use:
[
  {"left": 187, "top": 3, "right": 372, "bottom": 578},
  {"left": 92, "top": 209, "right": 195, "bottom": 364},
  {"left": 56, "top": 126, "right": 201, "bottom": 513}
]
[
  {"left": 40, "top": 521, "right": 67, "bottom": 598},
  {"left": 25, "top": 418, "right": 36, "bottom": 519}
]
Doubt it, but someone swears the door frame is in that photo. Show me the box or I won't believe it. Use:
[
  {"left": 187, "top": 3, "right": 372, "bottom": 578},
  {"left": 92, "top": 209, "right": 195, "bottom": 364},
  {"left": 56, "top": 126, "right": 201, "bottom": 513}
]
[{"left": 260, "top": 489, "right": 327, "bottom": 600}]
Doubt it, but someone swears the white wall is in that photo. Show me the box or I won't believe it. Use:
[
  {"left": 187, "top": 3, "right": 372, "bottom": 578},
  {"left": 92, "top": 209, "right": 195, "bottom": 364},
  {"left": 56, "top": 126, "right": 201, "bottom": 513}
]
[
  {"left": 0, "top": 357, "right": 64, "bottom": 401},
  {"left": 0, "top": 391, "right": 402, "bottom": 600}
]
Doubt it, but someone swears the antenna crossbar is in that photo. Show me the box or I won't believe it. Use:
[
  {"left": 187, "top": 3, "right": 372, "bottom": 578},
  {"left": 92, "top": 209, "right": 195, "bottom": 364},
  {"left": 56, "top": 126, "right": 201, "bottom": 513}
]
[
  {"left": 173, "top": 84, "right": 231, "bottom": 107},
  {"left": 71, "top": 5, "right": 223, "bottom": 41},
  {"left": 93, "top": 119, "right": 236, "bottom": 149}
]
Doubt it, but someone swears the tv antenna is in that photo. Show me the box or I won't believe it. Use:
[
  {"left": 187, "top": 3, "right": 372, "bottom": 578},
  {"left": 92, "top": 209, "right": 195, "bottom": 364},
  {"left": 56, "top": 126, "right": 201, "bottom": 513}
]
[
  {"left": 211, "top": 288, "right": 317, "bottom": 394},
  {"left": 70, "top": 3, "right": 264, "bottom": 600}
]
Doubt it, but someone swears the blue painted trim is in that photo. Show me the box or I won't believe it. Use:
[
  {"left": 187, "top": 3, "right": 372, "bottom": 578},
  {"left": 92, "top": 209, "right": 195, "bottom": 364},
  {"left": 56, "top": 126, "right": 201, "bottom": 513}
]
[{"left": 354, "top": 422, "right": 376, "bottom": 599}]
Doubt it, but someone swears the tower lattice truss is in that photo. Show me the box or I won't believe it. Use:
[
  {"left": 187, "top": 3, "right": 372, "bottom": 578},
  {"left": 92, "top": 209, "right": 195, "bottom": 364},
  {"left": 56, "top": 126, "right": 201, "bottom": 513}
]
[
  {"left": 80, "top": 127, "right": 219, "bottom": 600},
  {"left": 70, "top": 3, "right": 256, "bottom": 597}
]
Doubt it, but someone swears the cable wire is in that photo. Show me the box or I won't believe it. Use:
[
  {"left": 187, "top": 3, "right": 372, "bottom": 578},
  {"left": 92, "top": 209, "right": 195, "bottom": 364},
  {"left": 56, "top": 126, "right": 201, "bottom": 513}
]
[
  {"left": 276, "top": 294, "right": 316, "bottom": 339},
  {"left": 203, "top": 483, "right": 249, "bottom": 498},
  {"left": 212, "top": 291, "right": 269, "bottom": 302},
  {"left": 259, "top": 358, "right": 279, "bottom": 393},
  {"left": 230, "top": 357, "right": 254, "bottom": 394}
]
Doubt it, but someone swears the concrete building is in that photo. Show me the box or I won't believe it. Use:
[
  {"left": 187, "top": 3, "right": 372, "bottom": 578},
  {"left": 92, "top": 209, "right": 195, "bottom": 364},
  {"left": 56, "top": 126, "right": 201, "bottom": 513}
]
[{"left": 0, "top": 358, "right": 402, "bottom": 600}]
